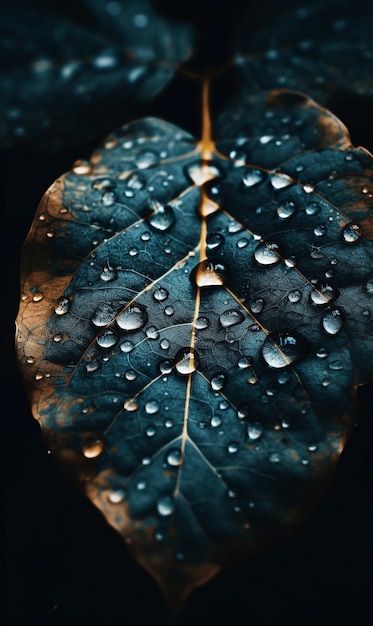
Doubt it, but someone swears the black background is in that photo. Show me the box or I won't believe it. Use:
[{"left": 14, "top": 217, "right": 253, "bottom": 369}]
[{"left": 3, "top": 1, "right": 373, "bottom": 624}]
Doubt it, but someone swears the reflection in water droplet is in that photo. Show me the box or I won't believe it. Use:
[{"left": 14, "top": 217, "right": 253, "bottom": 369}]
[
  {"left": 145, "top": 400, "right": 160, "bottom": 415},
  {"left": 96, "top": 329, "right": 117, "bottom": 348},
  {"left": 166, "top": 448, "right": 183, "bottom": 467},
  {"left": 54, "top": 296, "right": 70, "bottom": 315},
  {"left": 262, "top": 331, "right": 307, "bottom": 368},
  {"left": 254, "top": 241, "right": 281, "bottom": 265},
  {"left": 82, "top": 435, "right": 104, "bottom": 458},
  {"left": 153, "top": 287, "right": 168, "bottom": 302},
  {"left": 247, "top": 422, "right": 264, "bottom": 440},
  {"left": 191, "top": 259, "right": 228, "bottom": 287},
  {"left": 220, "top": 309, "right": 245, "bottom": 328},
  {"left": 117, "top": 305, "right": 147, "bottom": 331},
  {"left": 322, "top": 309, "right": 343, "bottom": 334},
  {"left": 157, "top": 495, "right": 175, "bottom": 516},
  {"left": 148, "top": 205, "right": 175, "bottom": 232},
  {"left": 211, "top": 373, "right": 227, "bottom": 391},
  {"left": 206, "top": 232, "right": 225, "bottom": 250},
  {"left": 175, "top": 347, "right": 198, "bottom": 375},
  {"left": 342, "top": 222, "right": 361, "bottom": 244},
  {"left": 242, "top": 168, "right": 266, "bottom": 188}
]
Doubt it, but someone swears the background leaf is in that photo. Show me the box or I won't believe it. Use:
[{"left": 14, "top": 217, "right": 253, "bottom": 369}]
[
  {"left": 0, "top": 0, "right": 194, "bottom": 151},
  {"left": 15, "top": 86, "right": 373, "bottom": 615}
]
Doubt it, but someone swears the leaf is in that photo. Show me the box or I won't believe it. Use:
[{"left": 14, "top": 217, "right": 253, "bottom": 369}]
[
  {"left": 0, "top": 0, "right": 193, "bottom": 151},
  {"left": 232, "top": 0, "right": 373, "bottom": 113},
  {"left": 15, "top": 84, "right": 373, "bottom": 616}
]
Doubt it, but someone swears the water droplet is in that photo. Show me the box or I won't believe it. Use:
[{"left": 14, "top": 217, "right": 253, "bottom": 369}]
[
  {"left": 82, "top": 435, "right": 104, "bottom": 458},
  {"left": 72, "top": 160, "right": 92, "bottom": 175},
  {"left": 146, "top": 326, "right": 159, "bottom": 340},
  {"left": 128, "top": 247, "right": 138, "bottom": 257},
  {"left": 166, "top": 448, "right": 183, "bottom": 467},
  {"left": 365, "top": 278, "right": 373, "bottom": 294},
  {"left": 242, "top": 168, "right": 266, "bottom": 188},
  {"left": 227, "top": 442, "right": 239, "bottom": 454},
  {"left": 303, "top": 183, "right": 314, "bottom": 193},
  {"left": 220, "top": 309, "right": 245, "bottom": 328},
  {"left": 262, "top": 331, "right": 307, "bottom": 368},
  {"left": 185, "top": 161, "right": 222, "bottom": 185},
  {"left": 86, "top": 360, "right": 99, "bottom": 373},
  {"left": 34, "top": 371, "right": 44, "bottom": 380},
  {"left": 164, "top": 417, "right": 174, "bottom": 428},
  {"left": 125, "top": 370, "right": 137, "bottom": 381},
  {"left": 160, "top": 338, "right": 170, "bottom": 350},
  {"left": 124, "top": 398, "right": 139, "bottom": 412},
  {"left": 135, "top": 150, "right": 158, "bottom": 169},
  {"left": 316, "top": 347, "right": 328, "bottom": 358},
  {"left": 133, "top": 12, "right": 149, "bottom": 28},
  {"left": 206, "top": 232, "right": 225, "bottom": 250},
  {"left": 250, "top": 297, "right": 264, "bottom": 313},
  {"left": 322, "top": 378, "right": 331, "bottom": 387},
  {"left": 314, "top": 224, "right": 326, "bottom": 237},
  {"left": 108, "top": 489, "right": 126, "bottom": 504},
  {"left": 145, "top": 425, "right": 156, "bottom": 437},
  {"left": 191, "top": 259, "right": 228, "bottom": 287},
  {"left": 238, "top": 356, "right": 253, "bottom": 369},
  {"left": 330, "top": 360, "right": 343, "bottom": 371},
  {"left": 148, "top": 205, "right": 175, "bottom": 232},
  {"left": 277, "top": 200, "right": 296, "bottom": 218},
  {"left": 322, "top": 309, "right": 343, "bottom": 334},
  {"left": 270, "top": 172, "right": 294, "bottom": 189},
  {"left": 100, "top": 260, "right": 117, "bottom": 282},
  {"left": 342, "top": 222, "right": 361, "bottom": 244},
  {"left": 288, "top": 289, "right": 301, "bottom": 303},
  {"left": 157, "top": 495, "right": 175, "bottom": 516},
  {"left": 269, "top": 452, "right": 281, "bottom": 463},
  {"left": 117, "top": 305, "right": 147, "bottom": 331},
  {"left": 96, "top": 329, "right": 117, "bottom": 348},
  {"left": 310, "top": 283, "right": 338, "bottom": 305},
  {"left": 119, "top": 339, "right": 135, "bottom": 353},
  {"left": 164, "top": 305, "right": 174, "bottom": 316},
  {"left": 92, "top": 303, "right": 116, "bottom": 327},
  {"left": 175, "top": 348, "right": 198, "bottom": 375},
  {"left": 211, "top": 373, "right": 227, "bottom": 391},
  {"left": 254, "top": 241, "right": 281, "bottom": 265},
  {"left": 305, "top": 201, "right": 320, "bottom": 215},
  {"left": 211, "top": 415, "right": 222, "bottom": 427},
  {"left": 247, "top": 422, "right": 264, "bottom": 440},
  {"left": 195, "top": 316, "right": 210, "bottom": 329},
  {"left": 141, "top": 231, "right": 151, "bottom": 241},
  {"left": 145, "top": 400, "right": 160, "bottom": 415},
  {"left": 137, "top": 480, "right": 146, "bottom": 490},
  {"left": 26, "top": 356, "right": 35, "bottom": 364},
  {"left": 102, "top": 190, "right": 116, "bottom": 206},
  {"left": 92, "top": 177, "right": 116, "bottom": 190},
  {"left": 153, "top": 287, "right": 168, "bottom": 302},
  {"left": 237, "top": 237, "right": 249, "bottom": 248},
  {"left": 54, "top": 296, "right": 70, "bottom": 315}
]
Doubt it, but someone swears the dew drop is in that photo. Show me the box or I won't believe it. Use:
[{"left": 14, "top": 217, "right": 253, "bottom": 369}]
[
  {"left": 86, "top": 360, "right": 99, "bottom": 373},
  {"left": 164, "top": 417, "right": 174, "bottom": 428},
  {"left": 160, "top": 338, "right": 170, "bottom": 350},
  {"left": 72, "top": 159, "right": 93, "bottom": 175},
  {"left": 270, "top": 172, "right": 294, "bottom": 189},
  {"left": 100, "top": 260, "right": 117, "bottom": 282},
  {"left": 206, "top": 232, "right": 225, "bottom": 250},
  {"left": 365, "top": 278, "right": 373, "bottom": 294},
  {"left": 322, "top": 309, "right": 343, "bottom": 334},
  {"left": 238, "top": 356, "right": 253, "bottom": 369},
  {"left": 145, "top": 400, "right": 160, "bottom": 415},
  {"left": 314, "top": 224, "right": 326, "bottom": 237},
  {"left": 157, "top": 495, "right": 175, "bottom": 516},
  {"left": 164, "top": 305, "right": 174, "bottom": 316},
  {"left": 26, "top": 356, "right": 35, "bottom": 364},
  {"left": 148, "top": 205, "right": 175, "bottom": 232},
  {"left": 175, "top": 347, "right": 198, "bottom": 375},
  {"left": 262, "top": 331, "right": 307, "bottom": 369},
  {"left": 269, "top": 452, "right": 281, "bottom": 463},
  {"left": 146, "top": 326, "right": 159, "bottom": 340},
  {"left": 220, "top": 309, "right": 245, "bottom": 328},
  {"left": 145, "top": 425, "right": 156, "bottom": 437},
  {"left": 137, "top": 480, "right": 146, "bottom": 490},
  {"left": 250, "top": 297, "right": 264, "bottom": 313},
  {"left": 82, "top": 435, "right": 104, "bottom": 458},
  {"left": 288, "top": 289, "right": 301, "bottom": 303},
  {"left": 242, "top": 168, "right": 266, "bottom": 188},
  {"left": 303, "top": 183, "right": 314, "bottom": 193},
  {"left": 254, "top": 241, "right": 281, "bottom": 265},
  {"left": 166, "top": 448, "right": 183, "bottom": 467},
  {"left": 211, "top": 415, "right": 222, "bottom": 427},
  {"left": 119, "top": 339, "right": 135, "bottom": 353},
  {"left": 195, "top": 316, "right": 210, "bottom": 329},
  {"left": 117, "top": 305, "right": 147, "bottom": 331},
  {"left": 54, "top": 296, "right": 70, "bottom": 315},
  {"left": 125, "top": 370, "right": 137, "bottom": 381},
  {"left": 237, "top": 237, "right": 249, "bottom": 248},
  {"left": 124, "top": 398, "right": 139, "bottom": 412},
  {"left": 108, "top": 489, "right": 126, "bottom": 504},
  {"left": 316, "top": 347, "right": 328, "bottom": 358},
  {"left": 342, "top": 222, "right": 362, "bottom": 244},
  {"left": 247, "top": 422, "right": 264, "bottom": 440},
  {"left": 305, "top": 201, "right": 320, "bottom": 215},
  {"left": 92, "top": 303, "right": 116, "bottom": 327},
  {"left": 153, "top": 287, "right": 168, "bottom": 302},
  {"left": 310, "top": 283, "right": 338, "bottom": 305},
  {"left": 211, "top": 373, "right": 227, "bottom": 391},
  {"left": 34, "top": 371, "right": 44, "bottom": 380},
  {"left": 330, "top": 359, "right": 343, "bottom": 371},
  {"left": 227, "top": 442, "right": 239, "bottom": 454},
  {"left": 102, "top": 190, "right": 116, "bottom": 206},
  {"left": 96, "top": 329, "right": 117, "bottom": 348},
  {"left": 141, "top": 231, "right": 151, "bottom": 241},
  {"left": 191, "top": 259, "right": 228, "bottom": 287},
  {"left": 135, "top": 150, "right": 158, "bottom": 169},
  {"left": 277, "top": 200, "right": 296, "bottom": 218}
]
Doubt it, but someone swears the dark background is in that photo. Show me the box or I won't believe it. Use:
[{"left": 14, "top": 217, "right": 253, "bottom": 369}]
[{"left": 3, "top": 1, "right": 373, "bottom": 624}]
